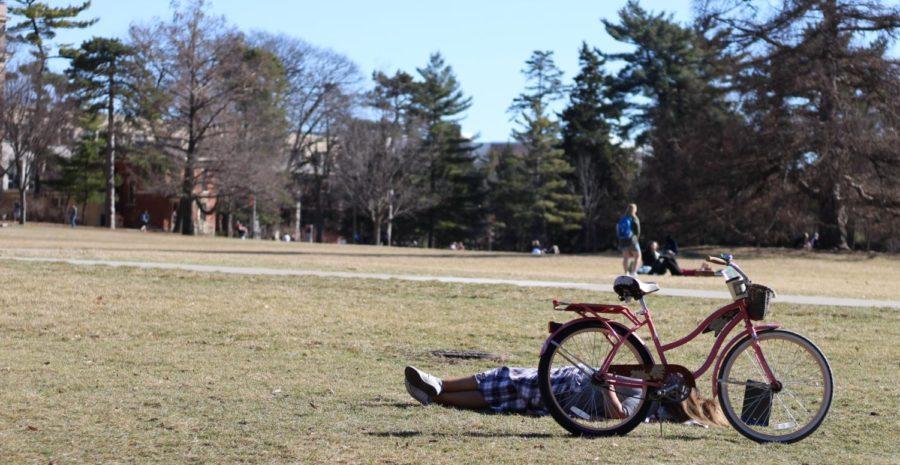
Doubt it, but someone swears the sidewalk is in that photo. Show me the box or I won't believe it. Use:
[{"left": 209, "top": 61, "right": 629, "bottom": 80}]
[{"left": 6, "top": 256, "right": 898, "bottom": 309}]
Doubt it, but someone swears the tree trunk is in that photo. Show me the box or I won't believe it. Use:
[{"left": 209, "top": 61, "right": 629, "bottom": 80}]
[
  {"left": 180, "top": 153, "right": 195, "bottom": 235},
  {"left": 178, "top": 196, "right": 193, "bottom": 235},
  {"left": 18, "top": 187, "right": 26, "bottom": 225},
  {"left": 293, "top": 198, "right": 301, "bottom": 240},
  {"left": 106, "top": 66, "right": 117, "bottom": 229},
  {"left": 387, "top": 190, "right": 394, "bottom": 247},
  {"left": 819, "top": 182, "right": 850, "bottom": 250},
  {"left": 352, "top": 205, "right": 358, "bottom": 243},
  {"left": 373, "top": 216, "right": 382, "bottom": 246},
  {"left": 251, "top": 192, "right": 259, "bottom": 239}
]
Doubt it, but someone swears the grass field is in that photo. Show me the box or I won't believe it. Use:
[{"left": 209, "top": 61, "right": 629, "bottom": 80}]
[
  {"left": 0, "top": 225, "right": 898, "bottom": 464},
  {"left": 0, "top": 224, "right": 897, "bottom": 300}
]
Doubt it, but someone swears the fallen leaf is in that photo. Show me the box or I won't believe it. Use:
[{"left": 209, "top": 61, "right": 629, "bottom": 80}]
[{"left": 26, "top": 425, "right": 38, "bottom": 431}]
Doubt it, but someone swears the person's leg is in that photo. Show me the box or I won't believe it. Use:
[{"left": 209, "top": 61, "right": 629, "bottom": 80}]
[
  {"left": 630, "top": 249, "right": 641, "bottom": 274},
  {"left": 622, "top": 250, "right": 629, "bottom": 274},
  {"left": 434, "top": 391, "right": 490, "bottom": 410},
  {"left": 663, "top": 257, "right": 684, "bottom": 276},
  {"left": 441, "top": 375, "right": 478, "bottom": 393}
]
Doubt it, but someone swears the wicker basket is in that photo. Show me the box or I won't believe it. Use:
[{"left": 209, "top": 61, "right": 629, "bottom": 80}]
[{"left": 746, "top": 284, "right": 775, "bottom": 320}]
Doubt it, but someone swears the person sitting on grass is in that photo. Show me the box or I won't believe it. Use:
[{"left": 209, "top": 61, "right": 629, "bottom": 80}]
[
  {"left": 404, "top": 365, "right": 728, "bottom": 427},
  {"left": 638, "top": 241, "right": 717, "bottom": 277}
]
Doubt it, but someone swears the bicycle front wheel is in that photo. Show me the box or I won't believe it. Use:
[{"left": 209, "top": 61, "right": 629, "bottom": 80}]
[{"left": 717, "top": 329, "right": 833, "bottom": 443}]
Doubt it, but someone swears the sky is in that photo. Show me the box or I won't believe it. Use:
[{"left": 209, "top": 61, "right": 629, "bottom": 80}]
[{"left": 45, "top": 0, "right": 697, "bottom": 142}]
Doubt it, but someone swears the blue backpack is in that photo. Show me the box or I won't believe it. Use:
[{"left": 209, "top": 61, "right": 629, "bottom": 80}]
[{"left": 616, "top": 216, "right": 634, "bottom": 240}]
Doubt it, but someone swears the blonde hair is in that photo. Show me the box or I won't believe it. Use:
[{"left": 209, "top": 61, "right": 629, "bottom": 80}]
[
  {"left": 625, "top": 203, "right": 637, "bottom": 216},
  {"left": 665, "top": 389, "right": 729, "bottom": 427}
]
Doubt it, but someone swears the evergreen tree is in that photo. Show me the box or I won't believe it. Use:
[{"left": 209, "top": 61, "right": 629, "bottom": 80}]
[
  {"left": 561, "top": 43, "right": 633, "bottom": 251},
  {"left": 603, "top": 1, "right": 733, "bottom": 243},
  {"left": 62, "top": 37, "right": 135, "bottom": 229},
  {"left": 370, "top": 70, "right": 417, "bottom": 128},
  {"left": 55, "top": 117, "right": 105, "bottom": 221},
  {"left": 411, "top": 53, "right": 481, "bottom": 247},
  {"left": 707, "top": 0, "right": 900, "bottom": 249},
  {"left": 509, "top": 50, "right": 582, "bottom": 247},
  {"left": 5, "top": 0, "right": 96, "bottom": 224},
  {"left": 485, "top": 144, "right": 533, "bottom": 250},
  {"left": 7, "top": 1, "right": 96, "bottom": 67}
]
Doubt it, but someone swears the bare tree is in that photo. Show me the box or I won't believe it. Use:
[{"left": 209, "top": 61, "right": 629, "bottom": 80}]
[
  {"left": 206, "top": 44, "right": 290, "bottom": 236},
  {"left": 253, "top": 33, "right": 360, "bottom": 240},
  {"left": 2, "top": 65, "right": 74, "bottom": 224},
  {"left": 336, "top": 118, "right": 427, "bottom": 245},
  {"left": 127, "top": 0, "right": 253, "bottom": 235}
]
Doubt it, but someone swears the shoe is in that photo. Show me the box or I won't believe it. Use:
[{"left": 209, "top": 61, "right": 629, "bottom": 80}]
[
  {"left": 405, "top": 379, "right": 432, "bottom": 405},
  {"left": 405, "top": 366, "right": 442, "bottom": 401}
]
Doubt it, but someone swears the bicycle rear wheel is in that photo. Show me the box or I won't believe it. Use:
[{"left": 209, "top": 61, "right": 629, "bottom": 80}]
[
  {"left": 717, "top": 329, "right": 833, "bottom": 443},
  {"left": 538, "top": 320, "right": 653, "bottom": 437}
]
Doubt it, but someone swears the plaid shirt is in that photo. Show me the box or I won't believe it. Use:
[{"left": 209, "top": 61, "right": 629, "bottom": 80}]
[
  {"left": 475, "top": 366, "right": 642, "bottom": 417},
  {"left": 473, "top": 366, "right": 587, "bottom": 416}
]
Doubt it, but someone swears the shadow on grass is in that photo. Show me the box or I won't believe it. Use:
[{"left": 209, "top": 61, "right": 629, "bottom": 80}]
[
  {"left": 365, "top": 431, "right": 558, "bottom": 439},
  {"left": 359, "top": 400, "right": 419, "bottom": 409}
]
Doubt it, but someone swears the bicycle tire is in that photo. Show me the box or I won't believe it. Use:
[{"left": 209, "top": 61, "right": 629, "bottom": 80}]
[
  {"left": 538, "top": 319, "right": 654, "bottom": 437},
  {"left": 717, "top": 329, "right": 833, "bottom": 443}
]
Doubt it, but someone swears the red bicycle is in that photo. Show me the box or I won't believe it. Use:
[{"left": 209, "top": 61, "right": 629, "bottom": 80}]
[{"left": 538, "top": 254, "right": 833, "bottom": 443}]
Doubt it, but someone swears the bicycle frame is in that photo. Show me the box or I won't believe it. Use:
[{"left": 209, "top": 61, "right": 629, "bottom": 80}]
[{"left": 544, "top": 297, "right": 780, "bottom": 397}]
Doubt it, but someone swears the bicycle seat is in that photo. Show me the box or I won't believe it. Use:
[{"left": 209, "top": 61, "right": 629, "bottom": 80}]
[{"left": 613, "top": 275, "right": 660, "bottom": 301}]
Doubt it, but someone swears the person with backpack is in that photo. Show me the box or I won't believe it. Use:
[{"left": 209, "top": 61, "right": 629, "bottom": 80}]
[
  {"left": 140, "top": 211, "right": 151, "bottom": 232},
  {"left": 617, "top": 204, "right": 641, "bottom": 276}
]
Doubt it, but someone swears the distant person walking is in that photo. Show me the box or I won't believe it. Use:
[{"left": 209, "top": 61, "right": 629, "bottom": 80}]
[
  {"left": 140, "top": 210, "right": 151, "bottom": 232},
  {"left": 617, "top": 204, "right": 641, "bottom": 276},
  {"left": 804, "top": 233, "right": 819, "bottom": 250},
  {"left": 69, "top": 205, "right": 78, "bottom": 228}
]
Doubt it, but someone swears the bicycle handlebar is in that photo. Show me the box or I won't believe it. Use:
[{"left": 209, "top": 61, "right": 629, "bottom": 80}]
[{"left": 708, "top": 254, "right": 753, "bottom": 284}]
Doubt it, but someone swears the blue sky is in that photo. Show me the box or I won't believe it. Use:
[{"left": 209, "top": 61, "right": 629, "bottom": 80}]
[{"left": 48, "top": 0, "right": 696, "bottom": 141}]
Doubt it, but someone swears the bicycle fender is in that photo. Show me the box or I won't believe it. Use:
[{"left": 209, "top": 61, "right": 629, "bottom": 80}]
[
  {"left": 711, "top": 324, "right": 780, "bottom": 397},
  {"left": 540, "top": 317, "right": 645, "bottom": 357}
]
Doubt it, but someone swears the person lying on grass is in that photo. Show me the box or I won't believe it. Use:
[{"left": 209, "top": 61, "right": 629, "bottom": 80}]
[{"left": 404, "top": 365, "right": 728, "bottom": 427}]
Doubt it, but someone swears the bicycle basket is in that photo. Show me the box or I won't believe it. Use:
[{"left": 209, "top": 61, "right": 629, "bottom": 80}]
[{"left": 746, "top": 284, "right": 775, "bottom": 320}]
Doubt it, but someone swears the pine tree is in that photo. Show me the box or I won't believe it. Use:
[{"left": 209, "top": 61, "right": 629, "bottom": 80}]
[
  {"left": 370, "top": 70, "right": 417, "bottom": 128},
  {"left": 603, "top": 1, "right": 732, "bottom": 243},
  {"left": 561, "top": 43, "right": 633, "bottom": 251},
  {"left": 411, "top": 53, "right": 481, "bottom": 247},
  {"left": 62, "top": 37, "right": 134, "bottom": 229},
  {"left": 509, "top": 50, "right": 582, "bottom": 247},
  {"left": 707, "top": 0, "right": 900, "bottom": 249},
  {"left": 5, "top": 0, "right": 96, "bottom": 224},
  {"left": 55, "top": 117, "right": 105, "bottom": 221},
  {"left": 485, "top": 144, "right": 533, "bottom": 251}
]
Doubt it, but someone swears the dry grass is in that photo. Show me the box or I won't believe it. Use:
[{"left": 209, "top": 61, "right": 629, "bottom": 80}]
[
  {"left": 0, "top": 223, "right": 897, "bottom": 300},
  {"left": 0, "top": 258, "right": 897, "bottom": 464}
]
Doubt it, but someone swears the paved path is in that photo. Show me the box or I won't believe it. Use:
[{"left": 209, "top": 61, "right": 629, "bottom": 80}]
[{"left": 7, "top": 256, "right": 898, "bottom": 309}]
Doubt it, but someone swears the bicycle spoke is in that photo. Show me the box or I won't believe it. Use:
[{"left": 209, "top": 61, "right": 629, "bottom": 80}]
[
  {"left": 720, "top": 331, "right": 831, "bottom": 442},
  {"left": 550, "top": 340, "right": 596, "bottom": 377},
  {"left": 545, "top": 327, "right": 649, "bottom": 434}
]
